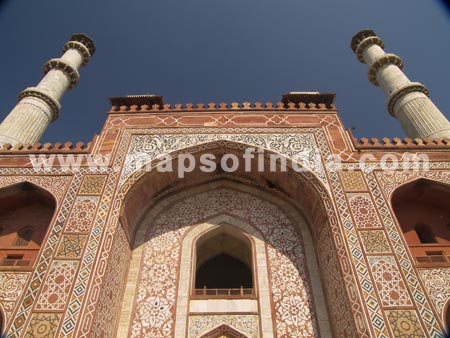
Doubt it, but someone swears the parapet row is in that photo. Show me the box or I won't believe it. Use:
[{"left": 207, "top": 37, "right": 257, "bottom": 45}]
[
  {"left": 353, "top": 137, "right": 450, "bottom": 149},
  {"left": 0, "top": 141, "right": 93, "bottom": 153},
  {"left": 108, "top": 93, "right": 337, "bottom": 112},
  {"left": 109, "top": 101, "right": 337, "bottom": 112}
]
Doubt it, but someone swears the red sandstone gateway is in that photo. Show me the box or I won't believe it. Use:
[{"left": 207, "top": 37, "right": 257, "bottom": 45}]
[{"left": 0, "top": 30, "right": 449, "bottom": 338}]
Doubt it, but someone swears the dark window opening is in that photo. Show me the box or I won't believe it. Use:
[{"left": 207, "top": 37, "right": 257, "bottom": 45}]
[
  {"left": 0, "top": 182, "right": 55, "bottom": 270},
  {"left": 193, "top": 227, "right": 254, "bottom": 298},
  {"left": 195, "top": 253, "right": 253, "bottom": 289},
  {"left": 415, "top": 224, "right": 437, "bottom": 243},
  {"left": 13, "top": 227, "right": 33, "bottom": 246}
]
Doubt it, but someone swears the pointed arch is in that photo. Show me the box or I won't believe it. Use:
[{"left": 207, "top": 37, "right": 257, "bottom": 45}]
[
  {"left": 0, "top": 181, "right": 56, "bottom": 268},
  {"left": 117, "top": 179, "right": 333, "bottom": 337},
  {"left": 194, "top": 225, "right": 254, "bottom": 291},
  {"left": 97, "top": 140, "right": 361, "bottom": 337},
  {"left": 199, "top": 323, "right": 249, "bottom": 338},
  {"left": 392, "top": 178, "right": 450, "bottom": 265},
  {"left": 119, "top": 139, "right": 332, "bottom": 244}
]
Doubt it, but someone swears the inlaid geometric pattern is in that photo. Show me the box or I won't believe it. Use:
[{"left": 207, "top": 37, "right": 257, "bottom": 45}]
[
  {"left": 100, "top": 127, "right": 364, "bottom": 338},
  {"left": 386, "top": 309, "right": 426, "bottom": 337},
  {"left": 78, "top": 175, "right": 107, "bottom": 195},
  {"left": 91, "top": 225, "right": 131, "bottom": 337},
  {"left": 56, "top": 234, "right": 88, "bottom": 258},
  {"left": 418, "top": 268, "right": 450, "bottom": 320},
  {"left": 65, "top": 196, "right": 99, "bottom": 232},
  {"left": 317, "top": 225, "right": 359, "bottom": 338},
  {"left": 0, "top": 175, "right": 71, "bottom": 202},
  {"left": 0, "top": 273, "right": 30, "bottom": 301},
  {"left": 368, "top": 256, "right": 412, "bottom": 307},
  {"left": 347, "top": 193, "right": 382, "bottom": 228},
  {"left": 121, "top": 132, "right": 328, "bottom": 186},
  {"left": 371, "top": 170, "right": 449, "bottom": 336},
  {"left": 129, "top": 188, "right": 318, "bottom": 337},
  {"left": 35, "top": 260, "right": 78, "bottom": 311},
  {"left": 0, "top": 272, "right": 30, "bottom": 322},
  {"left": 189, "top": 315, "right": 259, "bottom": 338},
  {"left": 360, "top": 230, "right": 391, "bottom": 253},
  {"left": 340, "top": 170, "right": 367, "bottom": 191},
  {"left": 1, "top": 172, "right": 75, "bottom": 337},
  {"left": 72, "top": 171, "right": 118, "bottom": 338},
  {"left": 24, "top": 313, "right": 62, "bottom": 338}
]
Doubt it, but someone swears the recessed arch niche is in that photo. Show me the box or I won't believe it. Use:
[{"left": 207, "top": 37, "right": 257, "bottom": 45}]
[
  {"left": 105, "top": 141, "right": 361, "bottom": 337},
  {"left": 194, "top": 225, "right": 254, "bottom": 291},
  {"left": 392, "top": 178, "right": 450, "bottom": 264},
  {"left": 0, "top": 182, "right": 56, "bottom": 268}
]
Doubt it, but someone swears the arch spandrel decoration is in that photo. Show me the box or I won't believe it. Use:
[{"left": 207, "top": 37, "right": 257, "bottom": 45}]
[
  {"left": 0, "top": 176, "right": 71, "bottom": 205},
  {"left": 119, "top": 131, "right": 329, "bottom": 187}
]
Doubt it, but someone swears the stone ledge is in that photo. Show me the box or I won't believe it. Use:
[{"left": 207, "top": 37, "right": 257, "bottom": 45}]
[{"left": 0, "top": 138, "right": 96, "bottom": 154}]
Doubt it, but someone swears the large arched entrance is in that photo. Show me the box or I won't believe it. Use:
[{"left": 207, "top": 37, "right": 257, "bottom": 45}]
[
  {"left": 117, "top": 179, "right": 330, "bottom": 337},
  {"left": 91, "top": 141, "right": 359, "bottom": 337}
]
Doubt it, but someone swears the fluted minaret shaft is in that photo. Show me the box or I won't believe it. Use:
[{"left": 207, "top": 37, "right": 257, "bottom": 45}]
[
  {"left": 0, "top": 34, "right": 95, "bottom": 145},
  {"left": 351, "top": 29, "right": 450, "bottom": 139}
]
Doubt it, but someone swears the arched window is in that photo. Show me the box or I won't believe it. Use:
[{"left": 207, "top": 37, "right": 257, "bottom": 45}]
[
  {"left": 392, "top": 179, "right": 450, "bottom": 265},
  {"left": 193, "top": 226, "right": 254, "bottom": 298},
  {"left": 0, "top": 182, "right": 55, "bottom": 269},
  {"left": 13, "top": 227, "right": 34, "bottom": 246}
]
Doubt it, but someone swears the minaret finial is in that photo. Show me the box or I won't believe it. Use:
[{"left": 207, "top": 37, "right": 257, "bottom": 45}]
[
  {"left": 0, "top": 33, "right": 95, "bottom": 145},
  {"left": 351, "top": 29, "right": 450, "bottom": 139}
]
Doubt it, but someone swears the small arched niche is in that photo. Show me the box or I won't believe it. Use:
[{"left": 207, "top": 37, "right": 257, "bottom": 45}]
[
  {"left": 193, "top": 225, "right": 254, "bottom": 298},
  {"left": 0, "top": 182, "right": 56, "bottom": 269},
  {"left": 392, "top": 178, "right": 450, "bottom": 265}
]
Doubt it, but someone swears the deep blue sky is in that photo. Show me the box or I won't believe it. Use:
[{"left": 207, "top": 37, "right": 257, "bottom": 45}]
[{"left": 0, "top": 0, "right": 449, "bottom": 143}]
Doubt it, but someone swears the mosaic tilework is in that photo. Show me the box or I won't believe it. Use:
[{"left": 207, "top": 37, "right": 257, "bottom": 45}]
[
  {"left": 317, "top": 225, "right": 360, "bottom": 338},
  {"left": 64, "top": 196, "right": 99, "bottom": 232},
  {"left": 386, "top": 309, "right": 426, "bottom": 337},
  {"left": 1, "top": 172, "right": 74, "bottom": 338},
  {"left": 62, "top": 173, "right": 117, "bottom": 338},
  {"left": 419, "top": 269, "right": 450, "bottom": 322},
  {"left": 328, "top": 180, "right": 385, "bottom": 335},
  {"left": 56, "top": 234, "right": 88, "bottom": 258},
  {"left": 82, "top": 127, "right": 368, "bottom": 338},
  {"left": 0, "top": 272, "right": 30, "bottom": 323},
  {"left": 78, "top": 175, "right": 107, "bottom": 195},
  {"left": 374, "top": 170, "right": 450, "bottom": 197},
  {"left": 340, "top": 170, "right": 367, "bottom": 191},
  {"left": 360, "top": 230, "right": 391, "bottom": 253},
  {"left": 24, "top": 313, "right": 61, "bottom": 338},
  {"left": 129, "top": 188, "right": 318, "bottom": 337},
  {"left": 368, "top": 170, "right": 448, "bottom": 337},
  {"left": 91, "top": 224, "right": 131, "bottom": 337},
  {"left": 0, "top": 175, "right": 71, "bottom": 202},
  {"left": 347, "top": 193, "right": 382, "bottom": 228},
  {"left": 367, "top": 256, "right": 412, "bottom": 307},
  {"left": 121, "top": 132, "right": 328, "bottom": 186},
  {"left": 189, "top": 315, "right": 259, "bottom": 338},
  {"left": 35, "top": 260, "right": 78, "bottom": 311}
]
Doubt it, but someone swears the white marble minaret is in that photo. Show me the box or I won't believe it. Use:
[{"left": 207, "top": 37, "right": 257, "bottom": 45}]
[
  {"left": 351, "top": 29, "right": 450, "bottom": 139},
  {"left": 0, "top": 34, "right": 95, "bottom": 145}
]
